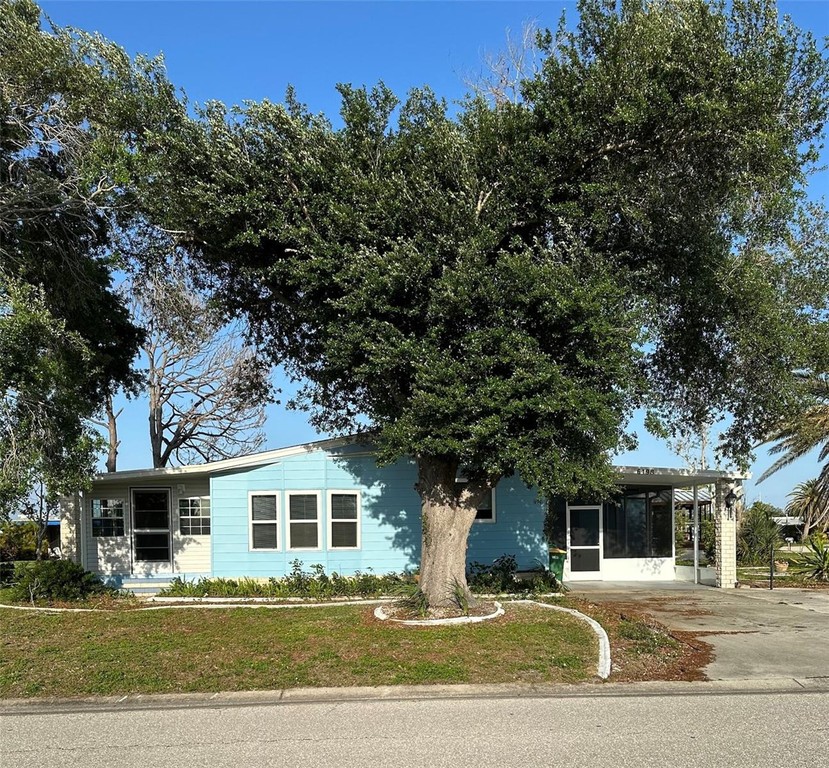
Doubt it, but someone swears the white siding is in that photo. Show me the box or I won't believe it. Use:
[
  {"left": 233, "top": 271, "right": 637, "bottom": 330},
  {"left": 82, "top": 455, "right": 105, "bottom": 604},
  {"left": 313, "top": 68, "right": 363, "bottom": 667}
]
[
  {"left": 83, "top": 477, "right": 212, "bottom": 577},
  {"left": 172, "top": 478, "right": 212, "bottom": 575},
  {"left": 83, "top": 483, "right": 131, "bottom": 576}
]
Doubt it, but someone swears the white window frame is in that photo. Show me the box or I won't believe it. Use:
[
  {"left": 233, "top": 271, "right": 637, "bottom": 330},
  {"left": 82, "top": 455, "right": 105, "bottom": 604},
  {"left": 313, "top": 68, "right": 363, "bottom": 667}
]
[
  {"left": 90, "top": 498, "right": 126, "bottom": 537},
  {"left": 248, "top": 491, "right": 280, "bottom": 551},
  {"left": 326, "top": 490, "right": 362, "bottom": 550},
  {"left": 287, "top": 490, "right": 323, "bottom": 551},
  {"left": 455, "top": 478, "right": 497, "bottom": 525},
  {"left": 178, "top": 496, "right": 211, "bottom": 536}
]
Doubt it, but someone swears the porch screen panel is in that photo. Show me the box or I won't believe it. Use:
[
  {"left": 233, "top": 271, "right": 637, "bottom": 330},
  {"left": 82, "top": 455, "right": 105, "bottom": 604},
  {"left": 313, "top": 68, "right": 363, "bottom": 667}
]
[
  {"left": 134, "top": 533, "right": 170, "bottom": 561},
  {"left": 571, "top": 549, "right": 600, "bottom": 572},
  {"left": 569, "top": 508, "right": 599, "bottom": 547},
  {"left": 133, "top": 491, "right": 169, "bottom": 529},
  {"left": 603, "top": 486, "right": 672, "bottom": 558}
]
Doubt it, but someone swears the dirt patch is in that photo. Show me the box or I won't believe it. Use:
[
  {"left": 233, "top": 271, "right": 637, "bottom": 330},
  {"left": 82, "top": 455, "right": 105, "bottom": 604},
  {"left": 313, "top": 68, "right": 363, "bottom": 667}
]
[
  {"left": 378, "top": 600, "right": 501, "bottom": 622},
  {"left": 568, "top": 597, "right": 714, "bottom": 682}
]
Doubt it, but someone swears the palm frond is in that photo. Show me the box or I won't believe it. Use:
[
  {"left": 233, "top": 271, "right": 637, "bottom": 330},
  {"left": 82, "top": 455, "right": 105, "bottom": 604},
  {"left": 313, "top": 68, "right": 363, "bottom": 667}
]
[{"left": 758, "top": 372, "right": 829, "bottom": 485}]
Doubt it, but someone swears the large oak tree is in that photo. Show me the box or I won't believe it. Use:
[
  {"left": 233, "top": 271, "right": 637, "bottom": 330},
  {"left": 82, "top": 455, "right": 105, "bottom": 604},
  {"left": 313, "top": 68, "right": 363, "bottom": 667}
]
[{"left": 142, "top": 0, "right": 828, "bottom": 608}]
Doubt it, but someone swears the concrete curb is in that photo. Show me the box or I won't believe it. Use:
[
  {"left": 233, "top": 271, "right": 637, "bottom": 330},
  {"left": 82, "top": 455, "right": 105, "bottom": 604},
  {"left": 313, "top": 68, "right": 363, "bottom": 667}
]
[
  {"left": 509, "top": 599, "right": 612, "bottom": 679},
  {"left": 0, "top": 599, "right": 390, "bottom": 613},
  {"left": 3, "top": 677, "right": 827, "bottom": 715}
]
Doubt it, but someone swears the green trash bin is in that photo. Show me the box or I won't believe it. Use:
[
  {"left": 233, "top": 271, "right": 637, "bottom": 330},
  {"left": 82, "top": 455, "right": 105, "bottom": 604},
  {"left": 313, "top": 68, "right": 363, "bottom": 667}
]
[{"left": 548, "top": 548, "right": 566, "bottom": 584}]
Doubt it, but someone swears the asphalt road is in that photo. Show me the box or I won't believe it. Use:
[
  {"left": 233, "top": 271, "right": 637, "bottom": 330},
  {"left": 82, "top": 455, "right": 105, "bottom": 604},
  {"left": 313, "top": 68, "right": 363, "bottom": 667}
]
[{"left": 3, "top": 683, "right": 828, "bottom": 768}]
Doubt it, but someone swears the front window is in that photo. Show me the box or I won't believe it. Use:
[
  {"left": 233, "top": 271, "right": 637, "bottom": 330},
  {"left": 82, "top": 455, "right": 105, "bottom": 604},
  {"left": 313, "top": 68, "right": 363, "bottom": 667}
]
[
  {"left": 288, "top": 492, "right": 321, "bottom": 549},
  {"left": 179, "top": 497, "right": 211, "bottom": 535},
  {"left": 329, "top": 491, "right": 360, "bottom": 549},
  {"left": 250, "top": 494, "right": 278, "bottom": 550},
  {"left": 91, "top": 499, "right": 125, "bottom": 537}
]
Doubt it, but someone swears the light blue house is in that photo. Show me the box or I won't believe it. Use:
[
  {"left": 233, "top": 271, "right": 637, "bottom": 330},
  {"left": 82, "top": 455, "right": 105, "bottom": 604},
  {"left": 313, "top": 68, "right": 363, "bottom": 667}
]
[{"left": 60, "top": 437, "right": 744, "bottom": 589}]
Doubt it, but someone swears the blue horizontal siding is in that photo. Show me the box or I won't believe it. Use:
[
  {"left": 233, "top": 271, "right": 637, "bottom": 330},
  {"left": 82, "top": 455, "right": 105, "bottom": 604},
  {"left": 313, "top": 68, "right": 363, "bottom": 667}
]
[
  {"left": 209, "top": 445, "right": 546, "bottom": 578},
  {"left": 467, "top": 479, "right": 547, "bottom": 569}
]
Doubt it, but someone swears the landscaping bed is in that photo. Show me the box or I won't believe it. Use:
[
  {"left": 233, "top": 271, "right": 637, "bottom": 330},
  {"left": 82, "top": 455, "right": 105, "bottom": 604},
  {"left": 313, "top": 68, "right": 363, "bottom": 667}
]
[{"left": 567, "top": 597, "right": 713, "bottom": 682}]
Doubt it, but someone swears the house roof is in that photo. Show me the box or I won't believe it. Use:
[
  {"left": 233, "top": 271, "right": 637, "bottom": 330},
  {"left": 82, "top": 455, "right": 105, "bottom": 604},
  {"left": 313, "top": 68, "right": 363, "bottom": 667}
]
[{"left": 91, "top": 437, "right": 749, "bottom": 485}]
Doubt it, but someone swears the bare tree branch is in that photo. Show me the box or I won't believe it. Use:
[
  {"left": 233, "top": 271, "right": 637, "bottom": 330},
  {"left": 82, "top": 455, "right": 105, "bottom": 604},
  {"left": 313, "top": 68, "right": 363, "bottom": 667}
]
[
  {"left": 111, "top": 258, "right": 274, "bottom": 468},
  {"left": 464, "top": 21, "right": 543, "bottom": 106}
]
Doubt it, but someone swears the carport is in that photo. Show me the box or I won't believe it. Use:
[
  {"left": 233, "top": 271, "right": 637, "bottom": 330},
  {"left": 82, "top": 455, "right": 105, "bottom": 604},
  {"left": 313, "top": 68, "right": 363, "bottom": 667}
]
[{"left": 558, "top": 467, "right": 745, "bottom": 588}]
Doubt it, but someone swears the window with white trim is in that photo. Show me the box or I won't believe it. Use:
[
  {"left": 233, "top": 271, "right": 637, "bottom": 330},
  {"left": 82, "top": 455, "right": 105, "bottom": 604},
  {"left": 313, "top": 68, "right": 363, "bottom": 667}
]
[
  {"left": 91, "top": 498, "right": 125, "bottom": 537},
  {"left": 454, "top": 480, "right": 496, "bottom": 523},
  {"left": 288, "top": 492, "right": 321, "bottom": 550},
  {"left": 179, "top": 497, "right": 211, "bottom": 535},
  {"left": 250, "top": 493, "right": 279, "bottom": 550},
  {"left": 328, "top": 491, "right": 360, "bottom": 549}
]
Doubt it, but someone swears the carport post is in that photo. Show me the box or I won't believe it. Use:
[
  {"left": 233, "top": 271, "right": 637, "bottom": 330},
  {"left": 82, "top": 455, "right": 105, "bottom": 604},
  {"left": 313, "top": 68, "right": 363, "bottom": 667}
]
[
  {"left": 714, "top": 480, "right": 739, "bottom": 588},
  {"left": 693, "top": 484, "right": 700, "bottom": 584}
]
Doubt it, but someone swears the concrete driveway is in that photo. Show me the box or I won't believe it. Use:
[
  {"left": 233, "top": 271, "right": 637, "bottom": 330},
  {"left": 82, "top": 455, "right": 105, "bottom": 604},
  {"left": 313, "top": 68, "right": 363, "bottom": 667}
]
[{"left": 571, "top": 583, "right": 829, "bottom": 681}]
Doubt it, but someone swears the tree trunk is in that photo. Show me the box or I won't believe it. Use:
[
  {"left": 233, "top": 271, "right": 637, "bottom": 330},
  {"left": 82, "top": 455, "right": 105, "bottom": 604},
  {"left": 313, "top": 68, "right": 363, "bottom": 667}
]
[
  {"left": 415, "top": 455, "right": 492, "bottom": 609},
  {"left": 148, "top": 375, "right": 164, "bottom": 468},
  {"left": 33, "top": 482, "right": 46, "bottom": 561},
  {"left": 104, "top": 395, "right": 120, "bottom": 473}
]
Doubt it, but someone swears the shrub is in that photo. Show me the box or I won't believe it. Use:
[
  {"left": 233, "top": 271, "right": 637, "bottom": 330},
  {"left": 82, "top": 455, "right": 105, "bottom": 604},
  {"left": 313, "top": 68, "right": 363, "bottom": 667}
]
[
  {"left": 468, "top": 554, "right": 518, "bottom": 593},
  {"left": 794, "top": 533, "right": 829, "bottom": 582},
  {"left": 10, "top": 560, "right": 111, "bottom": 603},
  {"left": 467, "top": 554, "right": 565, "bottom": 594},
  {"left": 0, "top": 521, "right": 47, "bottom": 561},
  {"left": 700, "top": 517, "right": 716, "bottom": 563},
  {"left": 737, "top": 503, "right": 784, "bottom": 565},
  {"left": 158, "top": 564, "right": 416, "bottom": 599}
]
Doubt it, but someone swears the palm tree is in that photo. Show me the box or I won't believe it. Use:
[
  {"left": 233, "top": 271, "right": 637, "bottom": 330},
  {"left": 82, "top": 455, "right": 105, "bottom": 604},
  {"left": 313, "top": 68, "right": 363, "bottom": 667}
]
[
  {"left": 758, "top": 372, "right": 829, "bottom": 493},
  {"left": 785, "top": 479, "right": 829, "bottom": 540}
]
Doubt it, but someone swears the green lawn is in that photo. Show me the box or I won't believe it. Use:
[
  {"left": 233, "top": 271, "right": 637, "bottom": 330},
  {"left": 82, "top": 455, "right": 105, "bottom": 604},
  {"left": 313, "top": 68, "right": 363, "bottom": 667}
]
[{"left": 0, "top": 603, "right": 596, "bottom": 698}]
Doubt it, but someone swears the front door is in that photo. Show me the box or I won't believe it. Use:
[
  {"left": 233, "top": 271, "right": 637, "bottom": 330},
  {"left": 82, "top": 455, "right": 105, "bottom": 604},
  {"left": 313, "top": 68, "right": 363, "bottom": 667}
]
[
  {"left": 566, "top": 504, "right": 602, "bottom": 580},
  {"left": 131, "top": 489, "right": 171, "bottom": 571}
]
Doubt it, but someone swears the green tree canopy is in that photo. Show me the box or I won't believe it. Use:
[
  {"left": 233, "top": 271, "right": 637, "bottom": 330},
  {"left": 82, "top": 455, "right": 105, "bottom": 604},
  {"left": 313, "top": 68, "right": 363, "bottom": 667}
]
[
  {"left": 0, "top": 0, "right": 183, "bottom": 516},
  {"left": 139, "top": 0, "right": 828, "bottom": 607}
]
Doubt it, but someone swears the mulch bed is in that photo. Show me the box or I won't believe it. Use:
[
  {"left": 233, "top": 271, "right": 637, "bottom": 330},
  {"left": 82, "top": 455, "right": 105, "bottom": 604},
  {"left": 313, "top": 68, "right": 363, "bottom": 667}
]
[{"left": 568, "top": 597, "right": 714, "bottom": 682}]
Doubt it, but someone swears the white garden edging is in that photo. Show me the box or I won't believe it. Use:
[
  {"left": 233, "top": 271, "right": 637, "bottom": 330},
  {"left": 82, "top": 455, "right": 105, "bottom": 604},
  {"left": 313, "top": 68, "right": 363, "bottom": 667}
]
[
  {"left": 0, "top": 598, "right": 389, "bottom": 613},
  {"left": 510, "top": 599, "right": 611, "bottom": 679},
  {"left": 373, "top": 601, "right": 504, "bottom": 626}
]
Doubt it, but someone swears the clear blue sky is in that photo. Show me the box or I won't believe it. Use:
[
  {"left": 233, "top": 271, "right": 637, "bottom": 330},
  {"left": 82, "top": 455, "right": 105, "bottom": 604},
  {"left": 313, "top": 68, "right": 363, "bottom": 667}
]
[{"left": 40, "top": 1, "right": 829, "bottom": 507}]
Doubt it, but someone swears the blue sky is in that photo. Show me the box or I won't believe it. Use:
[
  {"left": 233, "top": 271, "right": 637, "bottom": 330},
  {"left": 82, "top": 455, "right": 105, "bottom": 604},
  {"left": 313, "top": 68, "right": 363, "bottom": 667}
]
[{"left": 40, "top": 1, "right": 829, "bottom": 506}]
